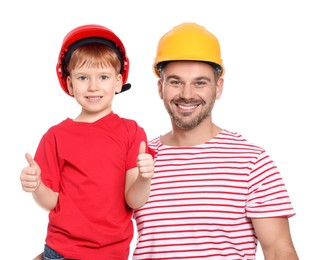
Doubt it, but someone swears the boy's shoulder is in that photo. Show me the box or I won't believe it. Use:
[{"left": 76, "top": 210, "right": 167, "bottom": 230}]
[{"left": 116, "top": 114, "right": 141, "bottom": 128}]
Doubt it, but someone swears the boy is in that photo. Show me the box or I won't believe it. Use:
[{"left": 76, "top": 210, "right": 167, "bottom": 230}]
[{"left": 20, "top": 24, "right": 154, "bottom": 260}]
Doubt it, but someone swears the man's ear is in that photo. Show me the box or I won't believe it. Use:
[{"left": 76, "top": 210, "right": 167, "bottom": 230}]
[
  {"left": 158, "top": 79, "right": 164, "bottom": 100},
  {"left": 216, "top": 77, "right": 224, "bottom": 100}
]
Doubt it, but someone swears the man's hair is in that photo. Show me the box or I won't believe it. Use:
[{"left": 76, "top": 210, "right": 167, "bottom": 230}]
[{"left": 158, "top": 61, "right": 221, "bottom": 83}]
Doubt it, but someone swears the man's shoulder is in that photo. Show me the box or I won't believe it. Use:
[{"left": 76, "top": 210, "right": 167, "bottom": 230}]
[{"left": 218, "top": 129, "right": 264, "bottom": 152}]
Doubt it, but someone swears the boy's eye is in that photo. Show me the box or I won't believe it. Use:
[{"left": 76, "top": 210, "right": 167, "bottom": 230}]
[
  {"left": 101, "top": 75, "right": 108, "bottom": 80},
  {"left": 78, "top": 76, "right": 87, "bottom": 81}
]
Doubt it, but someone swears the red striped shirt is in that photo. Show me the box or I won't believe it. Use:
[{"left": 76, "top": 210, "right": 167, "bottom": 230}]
[{"left": 133, "top": 130, "right": 295, "bottom": 259}]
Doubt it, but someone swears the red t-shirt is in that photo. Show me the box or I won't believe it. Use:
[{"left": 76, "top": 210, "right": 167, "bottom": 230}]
[{"left": 35, "top": 112, "right": 149, "bottom": 259}]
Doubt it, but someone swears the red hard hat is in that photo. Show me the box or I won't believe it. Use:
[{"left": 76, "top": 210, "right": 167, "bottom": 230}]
[{"left": 56, "top": 24, "right": 130, "bottom": 96}]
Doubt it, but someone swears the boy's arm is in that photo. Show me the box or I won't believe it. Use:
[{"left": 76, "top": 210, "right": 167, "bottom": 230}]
[
  {"left": 125, "top": 141, "right": 154, "bottom": 209},
  {"left": 20, "top": 153, "right": 58, "bottom": 211}
]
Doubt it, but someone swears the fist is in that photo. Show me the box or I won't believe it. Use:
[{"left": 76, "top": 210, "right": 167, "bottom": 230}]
[
  {"left": 20, "top": 153, "right": 41, "bottom": 192},
  {"left": 137, "top": 141, "right": 154, "bottom": 180}
]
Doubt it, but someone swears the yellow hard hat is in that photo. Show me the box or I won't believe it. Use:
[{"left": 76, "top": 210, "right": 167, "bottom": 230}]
[{"left": 153, "top": 23, "right": 224, "bottom": 77}]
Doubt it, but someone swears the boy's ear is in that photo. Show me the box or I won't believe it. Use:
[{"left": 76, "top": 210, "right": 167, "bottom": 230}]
[
  {"left": 115, "top": 75, "right": 123, "bottom": 93},
  {"left": 67, "top": 76, "right": 74, "bottom": 96}
]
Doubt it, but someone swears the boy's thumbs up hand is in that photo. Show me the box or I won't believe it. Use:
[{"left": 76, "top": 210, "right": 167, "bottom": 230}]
[
  {"left": 20, "top": 153, "right": 42, "bottom": 192},
  {"left": 136, "top": 141, "right": 154, "bottom": 180}
]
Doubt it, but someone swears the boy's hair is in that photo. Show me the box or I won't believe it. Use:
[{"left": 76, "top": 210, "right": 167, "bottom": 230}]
[
  {"left": 67, "top": 43, "right": 121, "bottom": 74},
  {"left": 56, "top": 24, "right": 131, "bottom": 96}
]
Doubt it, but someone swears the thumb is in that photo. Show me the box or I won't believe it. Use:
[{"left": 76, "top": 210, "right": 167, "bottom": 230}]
[
  {"left": 25, "top": 152, "right": 39, "bottom": 169},
  {"left": 138, "top": 141, "right": 146, "bottom": 155}
]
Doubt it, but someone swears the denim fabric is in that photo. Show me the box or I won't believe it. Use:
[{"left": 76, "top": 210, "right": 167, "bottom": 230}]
[{"left": 43, "top": 244, "right": 65, "bottom": 260}]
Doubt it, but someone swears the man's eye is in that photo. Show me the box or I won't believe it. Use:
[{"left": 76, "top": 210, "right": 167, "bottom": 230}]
[
  {"left": 169, "top": 80, "right": 180, "bottom": 86},
  {"left": 196, "top": 81, "right": 207, "bottom": 86}
]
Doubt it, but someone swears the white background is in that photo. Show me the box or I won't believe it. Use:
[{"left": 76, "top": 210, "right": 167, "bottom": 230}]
[{"left": 1, "top": 0, "right": 318, "bottom": 259}]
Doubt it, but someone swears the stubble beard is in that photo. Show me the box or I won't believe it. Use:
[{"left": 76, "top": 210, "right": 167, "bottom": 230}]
[{"left": 165, "top": 99, "right": 215, "bottom": 131}]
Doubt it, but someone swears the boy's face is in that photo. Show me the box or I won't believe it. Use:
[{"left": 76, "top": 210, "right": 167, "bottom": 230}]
[{"left": 67, "top": 65, "right": 122, "bottom": 121}]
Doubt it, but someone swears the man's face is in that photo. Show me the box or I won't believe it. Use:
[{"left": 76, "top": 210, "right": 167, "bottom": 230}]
[{"left": 158, "top": 61, "right": 223, "bottom": 130}]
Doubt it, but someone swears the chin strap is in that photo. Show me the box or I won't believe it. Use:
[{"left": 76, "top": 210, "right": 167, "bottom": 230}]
[{"left": 116, "top": 83, "right": 131, "bottom": 94}]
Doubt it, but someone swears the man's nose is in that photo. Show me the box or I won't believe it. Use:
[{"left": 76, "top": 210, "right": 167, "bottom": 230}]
[{"left": 180, "top": 83, "right": 194, "bottom": 98}]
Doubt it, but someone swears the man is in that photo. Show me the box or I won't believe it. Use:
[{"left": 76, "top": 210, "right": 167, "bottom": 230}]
[{"left": 133, "top": 23, "right": 298, "bottom": 259}]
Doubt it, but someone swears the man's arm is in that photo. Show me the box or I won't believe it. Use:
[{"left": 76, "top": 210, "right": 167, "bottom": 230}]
[{"left": 252, "top": 217, "right": 299, "bottom": 259}]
